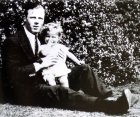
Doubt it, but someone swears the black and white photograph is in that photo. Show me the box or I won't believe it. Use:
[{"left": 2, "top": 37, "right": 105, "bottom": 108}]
[{"left": 0, "top": 0, "right": 140, "bottom": 116}]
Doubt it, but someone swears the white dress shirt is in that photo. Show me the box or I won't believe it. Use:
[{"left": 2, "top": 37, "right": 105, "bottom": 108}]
[
  {"left": 24, "top": 26, "right": 41, "bottom": 54},
  {"left": 24, "top": 26, "right": 41, "bottom": 72}
]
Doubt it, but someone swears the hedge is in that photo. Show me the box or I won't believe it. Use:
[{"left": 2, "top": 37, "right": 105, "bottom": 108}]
[{"left": 0, "top": 0, "right": 140, "bottom": 86}]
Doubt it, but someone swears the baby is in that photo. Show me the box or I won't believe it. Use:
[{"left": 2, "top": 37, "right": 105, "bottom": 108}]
[{"left": 40, "top": 22, "right": 84, "bottom": 87}]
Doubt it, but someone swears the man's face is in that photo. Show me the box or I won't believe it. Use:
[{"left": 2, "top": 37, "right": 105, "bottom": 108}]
[{"left": 25, "top": 6, "right": 45, "bottom": 34}]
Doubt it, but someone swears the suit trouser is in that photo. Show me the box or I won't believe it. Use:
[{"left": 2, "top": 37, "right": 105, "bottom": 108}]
[
  {"left": 16, "top": 65, "right": 127, "bottom": 113},
  {"left": 30, "top": 65, "right": 120, "bottom": 111}
]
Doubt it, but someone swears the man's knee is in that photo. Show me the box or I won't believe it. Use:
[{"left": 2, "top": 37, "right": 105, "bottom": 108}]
[
  {"left": 73, "top": 64, "right": 90, "bottom": 72},
  {"left": 80, "top": 64, "right": 90, "bottom": 71}
]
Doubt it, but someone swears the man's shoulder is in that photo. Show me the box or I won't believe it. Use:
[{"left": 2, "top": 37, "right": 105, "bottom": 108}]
[
  {"left": 5, "top": 28, "right": 25, "bottom": 43},
  {"left": 10, "top": 29, "right": 25, "bottom": 39}
]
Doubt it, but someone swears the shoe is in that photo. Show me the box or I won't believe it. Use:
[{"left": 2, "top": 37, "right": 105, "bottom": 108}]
[
  {"left": 124, "top": 89, "right": 132, "bottom": 107},
  {"left": 113, "top": 89, "right": 138, "bottom": 114},
  {"left": 124, "top": 89, "right": 139, "bottom": 107}
]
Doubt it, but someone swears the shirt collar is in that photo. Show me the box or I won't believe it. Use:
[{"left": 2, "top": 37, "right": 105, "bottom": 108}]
[{"left": 24, "top": 26, "right": 35, "bottom": 40}]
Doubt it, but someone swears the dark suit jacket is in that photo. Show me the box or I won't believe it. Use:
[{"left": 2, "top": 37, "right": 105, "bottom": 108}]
[{"left": 2, "top": 28, "right": 44, "bottom": 104}]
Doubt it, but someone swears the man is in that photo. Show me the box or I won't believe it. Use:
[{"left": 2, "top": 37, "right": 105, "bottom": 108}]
[{"left": 2, "top": 1, "right": 138, "bottom": 114}]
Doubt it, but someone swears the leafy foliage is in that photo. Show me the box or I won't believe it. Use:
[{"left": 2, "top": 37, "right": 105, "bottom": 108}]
[{"left": 0, "top": 0, "right": 140, "bottom": 86}]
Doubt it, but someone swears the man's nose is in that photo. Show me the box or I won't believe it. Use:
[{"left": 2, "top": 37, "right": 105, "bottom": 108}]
[
  {"left": 34, "top": 22, "right": 39, "bottom": 25},
  {"left": 34, "top": 19, "right": 40, "bottom": 24}
]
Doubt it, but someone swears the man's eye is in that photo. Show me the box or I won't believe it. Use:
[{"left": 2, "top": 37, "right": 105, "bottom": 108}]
[
  {"left": 51, "top": 36, "right": 56, "bottom": 38},
  {"left": 29, "top": 17, "right": 36, "bottom": 19},
  {"left": 39, "top": 17, "right": 43, "bottom": 20}
]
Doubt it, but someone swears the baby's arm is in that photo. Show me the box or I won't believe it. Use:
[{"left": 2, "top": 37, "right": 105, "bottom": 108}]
[{"left": 67, "top": 51, "right": 84, "bottom": 65}]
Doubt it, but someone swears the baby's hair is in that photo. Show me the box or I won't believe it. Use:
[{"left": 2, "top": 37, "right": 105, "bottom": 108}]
[{"left": 46, "top": 22, "right": 63, "bottom": 35}]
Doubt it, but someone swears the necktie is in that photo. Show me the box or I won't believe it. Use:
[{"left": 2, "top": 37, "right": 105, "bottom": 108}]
[
  {"left": 35, "top": 34, "right": 38, "bottom": 58},
  {"left": 35, "top": 35, "right": 42, "bottom": 63}
]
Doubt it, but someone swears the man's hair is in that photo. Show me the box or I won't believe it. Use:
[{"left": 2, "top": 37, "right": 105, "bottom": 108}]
[{"left": 23, "top": 1, "right": 45, "bottom": 17}]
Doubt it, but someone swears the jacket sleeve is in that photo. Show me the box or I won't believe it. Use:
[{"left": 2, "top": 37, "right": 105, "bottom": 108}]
[{"left": 3, "top": 38, "right": 36, "bottom": 85}]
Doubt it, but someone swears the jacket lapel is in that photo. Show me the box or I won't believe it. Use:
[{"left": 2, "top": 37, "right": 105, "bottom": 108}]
[{"left": 18, "top": 29, "right": 35, "bottom": 61}]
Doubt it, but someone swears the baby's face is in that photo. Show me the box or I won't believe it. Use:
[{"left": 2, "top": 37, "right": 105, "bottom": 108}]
[
  {"left": 45, "top": 34, "right": 59, "bottom": 45},
  {"left": 45, "top": 22, "right": 63, "bottom": 45}
]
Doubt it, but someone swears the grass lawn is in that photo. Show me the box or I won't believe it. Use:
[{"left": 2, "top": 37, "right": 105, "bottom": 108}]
[{"left": 0, "top": 80, "right": 140, "bottom": 117}]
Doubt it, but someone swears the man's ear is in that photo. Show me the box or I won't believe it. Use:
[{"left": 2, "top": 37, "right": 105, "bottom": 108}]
[
  {"left": 45, "top": 38, "right": 49, "bottom": 43},
  {"left": 23, "top": 15, "right": 27, "bottom": 24}
]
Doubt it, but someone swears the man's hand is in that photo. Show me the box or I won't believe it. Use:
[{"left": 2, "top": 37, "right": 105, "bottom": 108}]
[
  {"left": 41, "top": 55, "right": 58, "bottom": 68},
  {"left": 34, "top": 55, "right": 58, "bottom": 72},
  {"left": 57, "top": 49, "right": 65, "bottom": 60}
]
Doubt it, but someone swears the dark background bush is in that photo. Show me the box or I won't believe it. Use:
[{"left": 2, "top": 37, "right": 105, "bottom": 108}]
[{"left": 0, "top": 0, "right": 140, "bottom": 86}]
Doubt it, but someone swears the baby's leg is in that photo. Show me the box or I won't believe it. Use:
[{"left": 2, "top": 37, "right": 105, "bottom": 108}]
[
  {"left": 43, "top": 74, "right": 56, "bottom": 86},
  {"left": 59, "top": 75, "right": 69, "bottom": 87}
]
